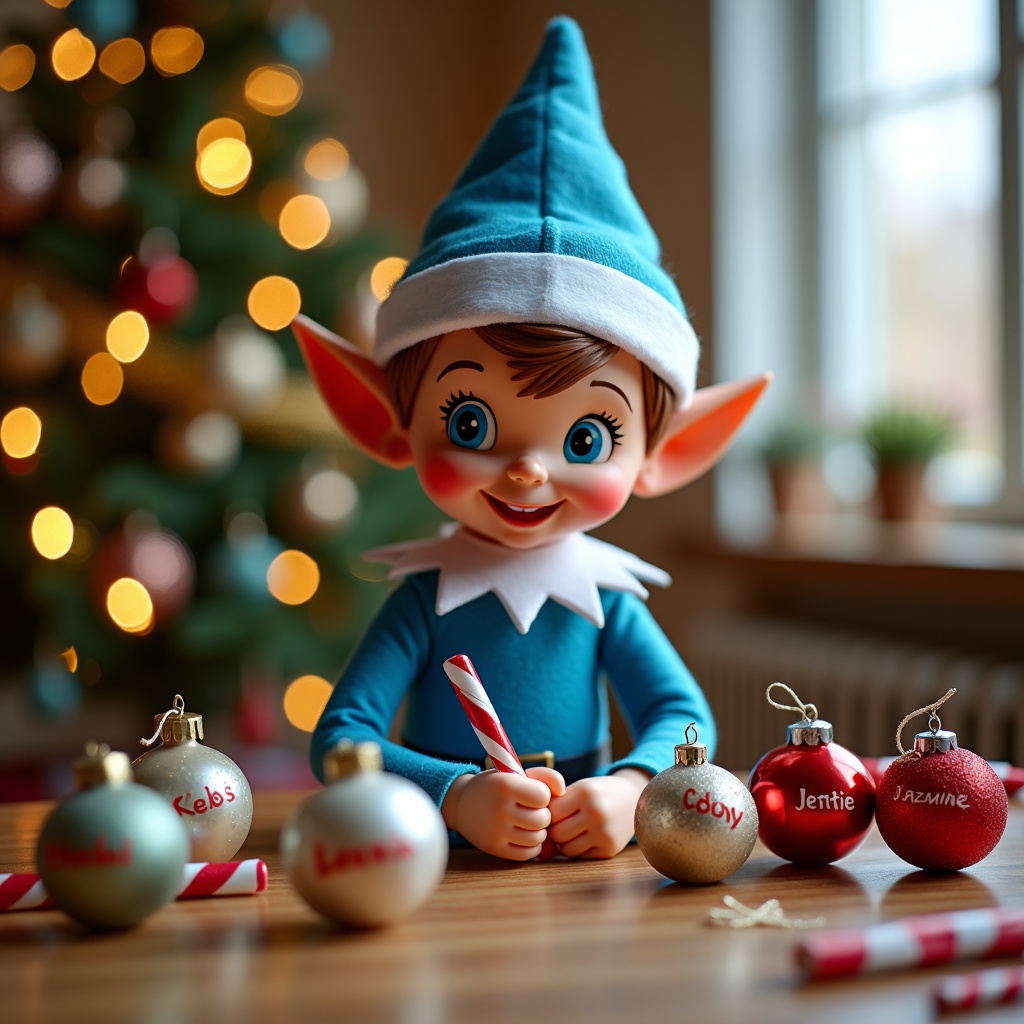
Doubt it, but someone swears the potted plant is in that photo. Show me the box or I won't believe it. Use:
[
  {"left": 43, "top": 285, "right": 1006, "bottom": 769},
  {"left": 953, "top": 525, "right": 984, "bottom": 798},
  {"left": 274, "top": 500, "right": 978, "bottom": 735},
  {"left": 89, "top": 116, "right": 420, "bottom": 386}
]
[
  {"left": 861, "top": 406, "right": 956, "bottom": 520},
  {"left": 759, "top": 417, "right": 827, "bottom": 516}
]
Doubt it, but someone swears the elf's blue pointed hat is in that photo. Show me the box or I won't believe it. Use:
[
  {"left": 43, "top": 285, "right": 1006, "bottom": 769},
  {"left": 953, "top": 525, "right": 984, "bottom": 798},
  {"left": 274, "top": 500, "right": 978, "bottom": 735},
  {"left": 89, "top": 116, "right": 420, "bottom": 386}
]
[{"left": 375, "top": 16, "right": 699, "bottom": 408}]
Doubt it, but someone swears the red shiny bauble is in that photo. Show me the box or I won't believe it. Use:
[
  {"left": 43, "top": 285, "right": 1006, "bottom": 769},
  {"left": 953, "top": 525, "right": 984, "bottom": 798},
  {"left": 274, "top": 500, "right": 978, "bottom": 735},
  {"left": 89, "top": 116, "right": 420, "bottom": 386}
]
[
  {"left": 91, "top": 525, "right": 195, "bottom": 626},
  {"left": 875, "top": 732, "right": 1008, "bottom": 871},
  {"left": 116, "top": 254, "right": 198, "bottom": 326},
  {"left": 748, "top": 720, "right": 876, "bottom": 866}
]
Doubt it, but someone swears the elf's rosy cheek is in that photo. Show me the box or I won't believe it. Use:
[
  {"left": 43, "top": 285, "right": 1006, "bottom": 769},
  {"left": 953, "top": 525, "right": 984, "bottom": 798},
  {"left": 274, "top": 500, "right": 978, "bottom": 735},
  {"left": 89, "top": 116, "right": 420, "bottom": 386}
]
[
  {"left": 574, "top": 475, "right": 631, "bottom": 519},
  {"left": 421, "top": 455, "right": 473, "bottom": 500}
]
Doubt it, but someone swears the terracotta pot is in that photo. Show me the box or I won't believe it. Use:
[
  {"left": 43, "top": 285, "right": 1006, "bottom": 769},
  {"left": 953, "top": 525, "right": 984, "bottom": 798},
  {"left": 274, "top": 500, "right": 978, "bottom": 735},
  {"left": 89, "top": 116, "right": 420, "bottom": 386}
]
[
  {"left": 768, "top": 461, "right": 826, "bottom": 517},
  {"left": 875, "top": 463, "right": 930, "bottom": 521}
]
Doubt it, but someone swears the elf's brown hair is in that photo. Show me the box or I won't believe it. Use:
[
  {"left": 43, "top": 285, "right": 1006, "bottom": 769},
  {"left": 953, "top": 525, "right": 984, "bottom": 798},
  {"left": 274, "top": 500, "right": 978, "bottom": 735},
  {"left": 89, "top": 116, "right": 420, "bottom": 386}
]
[{"left": 386, "top": 323, "right": 674, "bottom": 454}]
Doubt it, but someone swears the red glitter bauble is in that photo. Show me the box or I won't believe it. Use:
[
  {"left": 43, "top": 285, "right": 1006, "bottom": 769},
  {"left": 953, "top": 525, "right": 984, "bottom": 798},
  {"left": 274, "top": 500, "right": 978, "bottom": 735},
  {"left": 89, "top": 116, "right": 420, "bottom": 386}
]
[
  {"left": 875, "top": 744, "right": 1008, "bottom": 871},
  {"left": 749, "top": 723, "right": 876, "bottom": 866},
  {"left": 116, "top": 255, "right": 197, "bottom": 326}
]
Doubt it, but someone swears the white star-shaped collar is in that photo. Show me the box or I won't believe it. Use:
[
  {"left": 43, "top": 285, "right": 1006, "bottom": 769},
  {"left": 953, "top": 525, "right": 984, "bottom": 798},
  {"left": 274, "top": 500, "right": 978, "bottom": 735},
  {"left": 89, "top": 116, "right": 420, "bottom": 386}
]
[{"left": 364, "top": 527, "right": 670, "bottom": 635}]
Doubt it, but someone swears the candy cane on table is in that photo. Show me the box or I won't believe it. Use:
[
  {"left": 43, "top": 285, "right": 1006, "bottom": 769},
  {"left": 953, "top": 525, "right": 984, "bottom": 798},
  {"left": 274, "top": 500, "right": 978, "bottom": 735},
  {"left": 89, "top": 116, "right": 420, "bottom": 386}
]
[
  {"left": 932, "top": 963, "right": 1024, "bottom": 1014},
  {"left": 795, "top": 907, "right": 1024, "bottom": 979},
  {"left": 443, "top": 654, "right": 526, "bottom": 776},
  {"left": 0, "top": 858, "right": 268, "bottom": 912}
]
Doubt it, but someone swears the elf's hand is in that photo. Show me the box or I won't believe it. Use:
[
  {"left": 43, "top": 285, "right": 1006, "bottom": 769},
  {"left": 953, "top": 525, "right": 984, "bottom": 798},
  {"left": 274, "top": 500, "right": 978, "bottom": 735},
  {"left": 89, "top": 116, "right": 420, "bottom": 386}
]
[
  {"left": 547, "top": 768, "right": 651, "bottom": 859},
  {"left": 441, "top": 767, "right": 565, "bottom": 860}
]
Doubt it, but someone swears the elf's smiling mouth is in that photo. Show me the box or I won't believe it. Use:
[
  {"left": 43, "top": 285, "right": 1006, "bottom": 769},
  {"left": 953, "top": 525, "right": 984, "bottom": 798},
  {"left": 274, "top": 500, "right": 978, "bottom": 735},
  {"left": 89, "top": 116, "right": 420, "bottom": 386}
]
[{"left": 482, "top": 493, "right": 565, "bottom": 526}]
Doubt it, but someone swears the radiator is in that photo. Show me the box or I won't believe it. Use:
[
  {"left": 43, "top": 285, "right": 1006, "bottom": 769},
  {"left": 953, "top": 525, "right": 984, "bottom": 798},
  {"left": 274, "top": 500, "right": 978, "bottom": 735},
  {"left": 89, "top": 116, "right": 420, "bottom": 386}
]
[{"left": 684, "top": 614, "right": 1024, "bottom": 770}]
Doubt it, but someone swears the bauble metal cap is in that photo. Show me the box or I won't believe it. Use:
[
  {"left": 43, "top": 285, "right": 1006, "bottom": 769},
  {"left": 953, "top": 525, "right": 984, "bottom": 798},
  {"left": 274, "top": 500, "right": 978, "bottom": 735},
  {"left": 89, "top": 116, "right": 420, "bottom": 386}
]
[
  {"left": 74, "top": 742, "right": 133, "bottom": 789},
  {"left": 673, "top": 721, "right": 708, "bottom": 766},
  {"left": 787, "top": 719, "right": 834, "bottom": 746},
  {"left": 323, "top": 740, "right": 383, "bottom": 781},
  {"left": 914, "top": 729, "right": 958, "bottom": 754},
  {"left": 155, "top": 711, "right": 203, "bottom": 744}
]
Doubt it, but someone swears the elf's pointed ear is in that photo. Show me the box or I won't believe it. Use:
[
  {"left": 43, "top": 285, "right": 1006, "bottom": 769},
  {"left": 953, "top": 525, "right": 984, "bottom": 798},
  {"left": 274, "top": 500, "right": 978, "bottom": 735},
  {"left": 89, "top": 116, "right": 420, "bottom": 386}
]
[
  {"left": 292, "top": 314, "right": 412, "bottom": 468},
  {"left": 634, "top": 373, "right": 772, "bottom": 497}
]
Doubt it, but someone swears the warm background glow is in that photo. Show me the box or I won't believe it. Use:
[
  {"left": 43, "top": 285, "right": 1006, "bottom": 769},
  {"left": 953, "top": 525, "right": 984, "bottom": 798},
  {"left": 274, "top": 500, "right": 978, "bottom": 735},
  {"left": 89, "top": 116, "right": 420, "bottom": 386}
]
[
  {"left": 369, "top": 257, "right": 409, "bottom": 302},
  {"left": 283, "top": 674, "right": 333, "bottom": 731},
  {"left": 247, "top": 276, "right": 301, "bottom": 330},
  {"left": 106, "top": 578, "right": 154, "bottom": 633},
  {"left": 106, "top": 311, "right": 150, "bottom": 363},
  {"left": 81, "top": 352, "right": 124, "bottom": 405},
  {"left": 267, "top": 549, "right": 320, "bottom": 605},
  {"left": 197, "top": 137, "right": 252, "bottom": 195},
  {"left": 31, "top": 506, "right": 74, "bottom": 560},
  {"left": 52, "top": 29, "right": 96, "bottom": 82},
  {"left": 1, "top": 407, "right": 42, "bottom": 458},
  {"left": 150, "top": 26, "right": 204, "bottom": 76},
  {"left": 98, "top": 38, "right": 146, "bottom": 84},
  {"left": 304, "top": 138, "right": 350, "bottom": 180},
  {"left": 0, "top": 44, "right": 35, "bottom": 92},
  {"left": 278, "top": 194, "right": 330, "bottom": 249},
  {"left": 244, "top": 65, "right": 302, "bottom": 115}
]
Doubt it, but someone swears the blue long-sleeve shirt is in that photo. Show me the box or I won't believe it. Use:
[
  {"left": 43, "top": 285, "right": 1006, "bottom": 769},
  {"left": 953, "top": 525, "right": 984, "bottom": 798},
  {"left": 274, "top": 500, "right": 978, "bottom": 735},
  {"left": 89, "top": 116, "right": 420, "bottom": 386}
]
[{"left": 311, "top": 569, "right": 715, "bottom": 809}]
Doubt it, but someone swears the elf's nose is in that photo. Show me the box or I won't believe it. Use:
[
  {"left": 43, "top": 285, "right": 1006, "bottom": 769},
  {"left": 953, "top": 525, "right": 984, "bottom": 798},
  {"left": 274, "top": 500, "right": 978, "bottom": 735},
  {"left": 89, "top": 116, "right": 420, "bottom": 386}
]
[{"left": 507, "top": 454, "right": 548, "bottom": 486}]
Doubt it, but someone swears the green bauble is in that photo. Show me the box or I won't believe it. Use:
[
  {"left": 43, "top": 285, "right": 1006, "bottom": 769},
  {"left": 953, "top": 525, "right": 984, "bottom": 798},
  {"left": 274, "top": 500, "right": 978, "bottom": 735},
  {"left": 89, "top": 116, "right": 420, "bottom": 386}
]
[{"left": 36, "top": 744, "right": 189, "bottom": 930}]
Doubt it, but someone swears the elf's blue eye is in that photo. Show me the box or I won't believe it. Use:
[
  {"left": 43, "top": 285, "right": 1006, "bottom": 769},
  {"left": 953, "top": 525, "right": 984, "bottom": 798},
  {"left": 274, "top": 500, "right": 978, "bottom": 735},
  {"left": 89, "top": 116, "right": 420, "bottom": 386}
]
[
  {"left": 446, "top": 400, "right": 496, "bottom": 450},
  {"left": 564, "top": 416, "right": 614, "bottom": 464}
]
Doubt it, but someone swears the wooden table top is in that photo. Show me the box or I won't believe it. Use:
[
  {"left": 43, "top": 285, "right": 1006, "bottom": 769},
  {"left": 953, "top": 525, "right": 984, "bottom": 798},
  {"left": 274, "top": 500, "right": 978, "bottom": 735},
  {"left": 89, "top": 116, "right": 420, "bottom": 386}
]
[{"left": 2, "top": 791, "right": 1022, "bottom": 1024}]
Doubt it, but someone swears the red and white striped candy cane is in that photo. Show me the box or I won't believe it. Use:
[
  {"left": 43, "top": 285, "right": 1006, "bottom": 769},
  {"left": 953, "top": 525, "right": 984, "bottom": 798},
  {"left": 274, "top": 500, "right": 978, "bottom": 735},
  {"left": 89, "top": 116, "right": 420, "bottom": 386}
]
[
  {"left": 443, "top": 654, "right": 525, "bottom": 776},
  {"left": 0, "top": 858, "right": 268, "bottom": 912},
  {"left": 795, "top": 908, "right": 1024, "bottom": 979},
  {"left": 933, "top": 964, "right": 1024, "bottom": 1014}
]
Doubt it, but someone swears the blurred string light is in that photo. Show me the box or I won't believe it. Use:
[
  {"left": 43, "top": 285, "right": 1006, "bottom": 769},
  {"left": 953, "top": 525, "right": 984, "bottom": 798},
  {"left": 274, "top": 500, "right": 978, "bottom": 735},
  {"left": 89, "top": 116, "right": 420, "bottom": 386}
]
[
  {"left": 303, "top": 468, "right": 358, "bottom": 526},
  {"left": 247, "top": 275, "right": 300, "bottom": 330},
  {"left": 304, "top": 138, "right": 349, "bottom": 180},
  {"left": 266, "top": 549, "right": 319, "bottom": 605},
  {"left": 106, "top": 310, "right": 149, "bottom": 363},
  {"left": 370, "top": 257, "right": 409, "bottom": 302},
  {"left": 197, "top": 137, "right": 252, "bottom": 195},
  {"left": 106, "top": 577, "right": 154, "bottom": 634},
  {"left": 245, "top": 65, "right": 302, "bottom": 116},
  {"left": 278, "top": 193, "right": 330, "bottom": 249},
  {"left": 196, "top": 117, "right": 245, "bottom": 153},
  {"left": 0, "top": 44, "right": 35, "bottom": 92},
  {"left": 283, "top": 674, "right": 332, "bottom": 732},
  {"left": 76, "top": 155, "right": 127, "bottom": 208},
  {"left": 31, "top": 506, "right": 74, "bottom": 560},
  {"left": 43, "top": 0, "right": 74, "bottom": 8},
  {"left": 52, "top": 29, "right": 96, "bottom": 81},
  {"left": 61, "top": 646, "right": 78, "bottom": 673},
  {"left": 1, "top": 406, "right": 42, "bottom": 458},
  {"left": 98, "top": 38, "right": 145, "bottom": 84},
  {"left": 150, "top": 26, "right": 203, "bottom": 77},
  {"left": 81, "top": 351, "right": 124, "bottom": 405}
]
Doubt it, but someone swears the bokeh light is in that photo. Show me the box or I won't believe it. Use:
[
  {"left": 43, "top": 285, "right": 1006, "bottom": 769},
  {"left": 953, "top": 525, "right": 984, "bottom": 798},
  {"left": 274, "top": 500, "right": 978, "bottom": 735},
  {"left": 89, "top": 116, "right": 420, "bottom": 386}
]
[
  {"left": 283, "top": 674, "right": 333, "bottom": 732},
  {"left": 370, "top": 257, "right": 409, "bottom": 302},
  {"left": 196, "top": 117, "right": 245, "bottom": 154},
  {"left": 278, "top": 193, "right": 330, "bottom": 249},
  {"left": 76, "top": 156, "right": 126, "bottom": 208},
  {"left": 196, "top": 137, "right": 252, "bottom": 195},
  {"left": 43, "top": 0, "right": 74, "bottom": 7},
  {"left": 150, "top": 26, "right": 204, "bottom": 76},
  {"left": 267, "top": 549, "right": 320, "bottom": 605},
  {"left": 304, "top": 138, "right": 349, "bottom": 180},
  {"left": 258, "top": 179, "right": 298, "bottom": 225},
  {"left": 98, "top": 38, "right": 145, "bottom": 84},
  {"left": 303, "top": 468, "right": 358, "bottom": 525},
  {"left": 81, "top": 352, "right": 124, "bottom": 405},
  {"left": 247, "top": 276, "right": 301, "bottom": 330},
  {"left": 31, "top": 506, "right": 74, "bottom": 560},
  {"left": 244, "top": 65, "right": 302, "bottom": 115},
  {"left": 106, "top": 577, "right": 154, "bottom": 633},
  {"left": 0, "top": 44, "right": 36, "bottom": 92},
  {"left": 61, "top": 646, "right": 78, "bottom": 673},
  {"left": 1, "top": 406, "right": 42, "bottom": 458},
  {"left": 106, "top": 310, "right": 150, "bottom": 363},
  {"left": 52, "top": 29, "right": 96, "bottom": 81}
]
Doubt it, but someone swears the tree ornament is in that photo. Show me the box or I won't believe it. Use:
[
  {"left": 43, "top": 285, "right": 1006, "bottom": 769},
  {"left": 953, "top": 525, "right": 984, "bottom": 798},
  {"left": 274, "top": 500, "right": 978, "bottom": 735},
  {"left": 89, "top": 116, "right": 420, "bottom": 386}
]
[
  {"left": 281, "top": 741, "right": 448, "bottom": 928},
  {"left": 116, "top": 252, "right": 198, "bottom": 326},
  {"left": 634, "top": 723, "right": 758, "bottom": 884},
  {"left": 36, "top": 743, "right": 189, "bottom": 930},
  {"left": 90, "top": 524, "right": 195, "bottom": 627},
  {"left": 748, "top": 682, "right": 876, "bottom": 866},
  {"left": 875, "top": 688, "right": 1008, "bottom": 871},
  {"left": 132, "top": 695, "right": 254, "bottom": 862}
]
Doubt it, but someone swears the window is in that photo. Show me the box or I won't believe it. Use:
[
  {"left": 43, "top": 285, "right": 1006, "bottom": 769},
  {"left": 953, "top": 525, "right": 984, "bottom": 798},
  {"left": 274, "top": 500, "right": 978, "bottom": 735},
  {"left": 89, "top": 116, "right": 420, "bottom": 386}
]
[{"left": 713, "top": 0, "right": 1021, "bottom": 522}]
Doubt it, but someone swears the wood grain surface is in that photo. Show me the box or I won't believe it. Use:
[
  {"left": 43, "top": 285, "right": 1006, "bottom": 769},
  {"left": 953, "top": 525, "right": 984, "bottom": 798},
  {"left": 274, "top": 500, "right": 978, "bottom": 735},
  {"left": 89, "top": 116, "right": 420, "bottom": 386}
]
[{"left": 2, "top": 791, "right": 1022, "bottom": 1024}]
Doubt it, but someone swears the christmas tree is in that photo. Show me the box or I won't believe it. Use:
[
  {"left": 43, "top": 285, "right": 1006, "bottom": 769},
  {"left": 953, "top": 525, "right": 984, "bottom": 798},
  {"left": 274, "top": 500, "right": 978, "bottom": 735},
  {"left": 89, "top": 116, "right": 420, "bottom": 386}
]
[{"left": 0, "top": 0, "right": 441, "bottom": 775}]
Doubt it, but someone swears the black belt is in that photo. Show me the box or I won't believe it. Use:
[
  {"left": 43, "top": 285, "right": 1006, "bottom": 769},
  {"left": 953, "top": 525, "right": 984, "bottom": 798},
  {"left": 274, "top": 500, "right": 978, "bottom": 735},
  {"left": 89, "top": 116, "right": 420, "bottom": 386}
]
[{"left": 404, "top": 738, "right": 611, "bottom": 786}]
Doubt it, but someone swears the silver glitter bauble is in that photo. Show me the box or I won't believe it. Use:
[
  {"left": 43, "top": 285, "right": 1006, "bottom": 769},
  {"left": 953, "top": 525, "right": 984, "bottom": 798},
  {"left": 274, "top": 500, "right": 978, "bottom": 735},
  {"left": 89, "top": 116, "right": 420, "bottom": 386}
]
[
  {"left": 281, "top": 741, "right": 448, "bottom": 928},
  {"left": 132, "top": 703, "right": 253, "bottom": 862},
  {"left": 635, "top": 734, "right": 759, "bottom": 884},
  {"left": 37, "top": 743, "right": 189, "bottom": 930}
]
